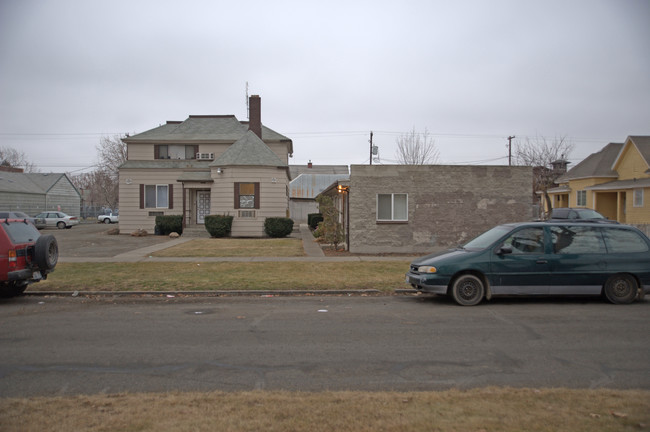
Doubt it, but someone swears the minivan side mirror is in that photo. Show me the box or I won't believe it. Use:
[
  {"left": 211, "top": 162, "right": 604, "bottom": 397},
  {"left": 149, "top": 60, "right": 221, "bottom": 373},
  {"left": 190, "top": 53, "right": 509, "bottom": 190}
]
[{"left": 496, "top": 245, "right": 513, "bottom": 255}]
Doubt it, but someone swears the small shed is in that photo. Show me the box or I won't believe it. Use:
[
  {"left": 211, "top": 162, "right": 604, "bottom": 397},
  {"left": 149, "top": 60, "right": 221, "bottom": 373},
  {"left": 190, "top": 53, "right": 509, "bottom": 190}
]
[{"left": 0, "top": 170, "right": 81, "bottom": 217}]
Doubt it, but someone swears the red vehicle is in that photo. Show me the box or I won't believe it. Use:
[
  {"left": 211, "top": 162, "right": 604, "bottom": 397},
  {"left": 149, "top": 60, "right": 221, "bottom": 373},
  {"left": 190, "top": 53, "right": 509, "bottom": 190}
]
[{"left": 0, "top": 219, "right": 58, "bottom": 297}]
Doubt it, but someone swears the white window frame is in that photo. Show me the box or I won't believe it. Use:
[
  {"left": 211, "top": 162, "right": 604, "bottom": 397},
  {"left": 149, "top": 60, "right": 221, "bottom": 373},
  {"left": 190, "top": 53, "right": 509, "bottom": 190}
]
[
  {"left": 376, "top": 193, "right": 408, "bottom": 222},
  {"left": 633, "top": 188, "right": 644, "bottom": 207},
  {"left": 576, "top": 190, "right": 587, "bottom": 206},
  {"left": 145, "top": 184, "right": 169, "bottom": 209}
]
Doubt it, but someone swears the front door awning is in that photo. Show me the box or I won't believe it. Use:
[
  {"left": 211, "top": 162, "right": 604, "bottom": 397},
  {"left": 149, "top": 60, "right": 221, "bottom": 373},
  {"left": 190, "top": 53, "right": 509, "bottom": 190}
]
[{"left": 177, "top": 171, "right": 213, "bottom": 183}]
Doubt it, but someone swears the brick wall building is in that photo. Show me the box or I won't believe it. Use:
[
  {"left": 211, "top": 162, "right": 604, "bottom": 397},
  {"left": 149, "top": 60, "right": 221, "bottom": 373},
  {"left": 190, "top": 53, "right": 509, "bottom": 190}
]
[{"left": 347, "top": 164, "right": 533, "bottom": 253}]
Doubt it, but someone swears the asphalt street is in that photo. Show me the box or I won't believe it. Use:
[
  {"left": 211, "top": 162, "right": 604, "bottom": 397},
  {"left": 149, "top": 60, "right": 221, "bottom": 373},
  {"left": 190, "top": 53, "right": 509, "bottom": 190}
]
[{"left": 1, "top": 294, "right": 649, "bottom": 397}]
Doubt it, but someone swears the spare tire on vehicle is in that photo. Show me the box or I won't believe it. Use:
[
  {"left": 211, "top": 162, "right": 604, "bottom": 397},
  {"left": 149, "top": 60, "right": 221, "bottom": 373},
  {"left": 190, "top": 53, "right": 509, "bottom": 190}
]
[{"left": 34, "top": 234, "right": 58, "bottom": 271}]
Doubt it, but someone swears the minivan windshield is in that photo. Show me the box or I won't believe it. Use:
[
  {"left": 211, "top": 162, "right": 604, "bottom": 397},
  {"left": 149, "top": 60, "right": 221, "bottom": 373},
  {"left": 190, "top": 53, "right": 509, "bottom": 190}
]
[{"left": 463, "top": 225, "right": 513, "bottom": 250}]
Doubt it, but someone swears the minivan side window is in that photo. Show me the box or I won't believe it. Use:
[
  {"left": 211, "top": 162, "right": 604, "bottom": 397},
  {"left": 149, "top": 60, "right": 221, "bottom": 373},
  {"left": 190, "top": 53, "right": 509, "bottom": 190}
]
[
  {"left": 550, "top": 226, "right": 607, "bottom": 254},
  {"left": 603, "top": 228, "right": 649, "bottom": 253},
  {"left": 502, "top": 227, "right": 545, "bottom": 254}
]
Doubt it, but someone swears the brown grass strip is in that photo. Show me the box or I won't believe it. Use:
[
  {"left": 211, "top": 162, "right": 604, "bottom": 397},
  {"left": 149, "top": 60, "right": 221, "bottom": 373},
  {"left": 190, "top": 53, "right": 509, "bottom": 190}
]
[
  {"left": 1, "top": 388, "right": 648, "bottom": 432},
  {"left": 35, "top": 261, "right": 411, "bottom": 292}
]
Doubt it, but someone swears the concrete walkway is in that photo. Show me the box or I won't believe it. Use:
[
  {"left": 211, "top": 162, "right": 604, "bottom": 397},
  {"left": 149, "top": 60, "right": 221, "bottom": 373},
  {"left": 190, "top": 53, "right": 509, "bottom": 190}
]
[{"left": 59, "top": 224, "right": 407, "bottom": 263}]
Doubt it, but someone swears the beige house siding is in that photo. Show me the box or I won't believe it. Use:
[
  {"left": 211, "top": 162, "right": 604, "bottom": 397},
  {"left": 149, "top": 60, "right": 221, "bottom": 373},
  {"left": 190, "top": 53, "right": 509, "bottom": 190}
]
[
  {"left": 210, "top": 167, "right": 289, "bottom": 236},
  {"left": 118, "top": 168, "right": 184, "bottom": 233}
]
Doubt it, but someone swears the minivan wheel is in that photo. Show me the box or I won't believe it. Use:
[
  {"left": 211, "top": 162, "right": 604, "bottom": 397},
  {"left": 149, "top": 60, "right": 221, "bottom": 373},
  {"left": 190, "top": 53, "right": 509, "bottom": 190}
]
[
  {"left": 604, "top": 274, "right": 637, "bottom": 304},
  {"left": 451, "top": 274, "right": 485, "bottom": 306},
  {"left": 35, "top": 235, "right": 58, "bottom": 271}
]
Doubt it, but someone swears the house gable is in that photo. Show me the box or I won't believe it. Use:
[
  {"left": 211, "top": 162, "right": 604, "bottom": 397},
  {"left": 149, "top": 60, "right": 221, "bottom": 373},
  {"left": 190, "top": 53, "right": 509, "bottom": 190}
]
[
  {"left": 612, "top": 136, "right": 650, "bottom": 180},
  {"left": 210, "top": 130, "right": 287, "bottom": 169}
]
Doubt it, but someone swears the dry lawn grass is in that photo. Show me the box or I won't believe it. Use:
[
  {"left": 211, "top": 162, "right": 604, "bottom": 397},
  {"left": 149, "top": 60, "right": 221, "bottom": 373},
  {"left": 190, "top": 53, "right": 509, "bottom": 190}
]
[
  {"left": 35, "top": 261, "right": 410, "bottom": 292},
  {"left": 152, "top": 238, "right": 306, "bottom": 257},
  {"left": 2, "top": 388, "right": 648, "bottom": 432}
]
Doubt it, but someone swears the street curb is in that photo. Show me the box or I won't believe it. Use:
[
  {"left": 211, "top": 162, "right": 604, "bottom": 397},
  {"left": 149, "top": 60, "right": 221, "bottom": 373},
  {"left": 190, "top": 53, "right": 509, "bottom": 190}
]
[{"left": 24, "top": 289, "right": 419, "bottom": 298}]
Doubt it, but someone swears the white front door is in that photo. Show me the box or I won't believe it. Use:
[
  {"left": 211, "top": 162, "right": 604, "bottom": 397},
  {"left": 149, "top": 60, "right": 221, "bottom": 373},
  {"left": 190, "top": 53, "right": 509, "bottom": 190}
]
[{"left": 197, "top": 191, "right": 210, "bottom": 224}]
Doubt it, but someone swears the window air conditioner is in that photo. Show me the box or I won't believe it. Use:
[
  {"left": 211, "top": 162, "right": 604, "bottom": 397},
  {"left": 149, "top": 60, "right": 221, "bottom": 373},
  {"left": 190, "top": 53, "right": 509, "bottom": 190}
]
[{"left": 196, "top": 153, "right": 215, "bottom": 160}]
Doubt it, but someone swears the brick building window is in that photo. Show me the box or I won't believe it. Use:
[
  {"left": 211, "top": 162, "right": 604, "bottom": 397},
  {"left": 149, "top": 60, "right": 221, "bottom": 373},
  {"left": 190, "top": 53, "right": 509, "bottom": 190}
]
[{"left": 377, "top": 193, "right": 408, "bottom": 222}]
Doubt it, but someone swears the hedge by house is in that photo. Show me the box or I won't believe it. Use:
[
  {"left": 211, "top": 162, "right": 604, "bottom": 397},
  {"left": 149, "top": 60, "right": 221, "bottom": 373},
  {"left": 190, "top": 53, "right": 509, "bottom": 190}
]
[
  {"left": 264, "top": 217, "right": 294, "bottom": 238},
  {"left": 155, "top": 215, "right": 183, "bottom": 235},
  {"left": 308, "top": 213, "right": 323, "bottom": 230},
  {"left": 204, "top": 215, "right": 234, "bottom": 238}
]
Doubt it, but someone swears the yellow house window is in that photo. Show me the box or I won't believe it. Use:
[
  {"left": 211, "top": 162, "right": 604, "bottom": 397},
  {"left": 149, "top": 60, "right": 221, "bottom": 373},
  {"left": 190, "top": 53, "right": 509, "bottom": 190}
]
[
  {"left": 633, "top": 189, "right": 644, "bottom": 207},
  {"left": 576, "top": 190, "right": 586, "bottom": 206}
]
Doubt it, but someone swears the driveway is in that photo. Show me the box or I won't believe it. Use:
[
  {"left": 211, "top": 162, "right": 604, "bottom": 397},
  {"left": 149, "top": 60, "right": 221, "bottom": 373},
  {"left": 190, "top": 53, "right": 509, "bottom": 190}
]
[{"left": 46, "top": 223, "right": 174, "bottom": 258}]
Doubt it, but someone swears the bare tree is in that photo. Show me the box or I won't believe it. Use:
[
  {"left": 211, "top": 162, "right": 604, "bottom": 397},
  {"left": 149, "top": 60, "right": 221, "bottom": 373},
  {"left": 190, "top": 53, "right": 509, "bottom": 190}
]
[
  {"left": 71, "top": 135, "right": 127, "bottom": 210},
  {"left": 97, "top": 135, "right": 128, "bottom": 179},
  {"left": 513, "top": 134, "right": 574, "bottom": 217},
  {"left": 72, "top": 170, "right": 119, "bottom": 210},
  {"left": 0, "top": 146, "right": 39, "bottom": 172},
  {"left": 395, "top": 128, "right": 440, "bottom": 165}
]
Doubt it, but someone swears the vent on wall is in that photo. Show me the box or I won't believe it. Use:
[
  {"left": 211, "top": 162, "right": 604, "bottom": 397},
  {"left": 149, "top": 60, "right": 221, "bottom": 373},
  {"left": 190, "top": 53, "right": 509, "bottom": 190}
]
[{"left": 196, "top": 153, "right": 215, "bottom": 160}]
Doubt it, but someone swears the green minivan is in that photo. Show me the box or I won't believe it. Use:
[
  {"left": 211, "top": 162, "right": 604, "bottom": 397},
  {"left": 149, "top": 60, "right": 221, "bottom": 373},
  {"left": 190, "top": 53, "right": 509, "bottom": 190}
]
[{"left": 405, "top": 222, "right": 650, "bottom": 306}]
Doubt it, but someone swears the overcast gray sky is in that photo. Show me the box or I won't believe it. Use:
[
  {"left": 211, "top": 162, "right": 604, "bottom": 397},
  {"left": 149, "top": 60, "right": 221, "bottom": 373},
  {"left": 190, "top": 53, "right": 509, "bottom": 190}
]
[{"left": 1, "top": 0, "right": 648, "bottom": 173}]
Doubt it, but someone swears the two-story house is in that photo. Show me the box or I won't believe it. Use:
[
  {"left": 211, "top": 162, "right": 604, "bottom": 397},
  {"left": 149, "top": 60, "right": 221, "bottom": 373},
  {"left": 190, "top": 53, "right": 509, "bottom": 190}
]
[
  {"left": 118, "top": 95, "right": 293, "bottom": 236},
  {"left": 548, "top": 135, "right": 650, "bottom": 233}
]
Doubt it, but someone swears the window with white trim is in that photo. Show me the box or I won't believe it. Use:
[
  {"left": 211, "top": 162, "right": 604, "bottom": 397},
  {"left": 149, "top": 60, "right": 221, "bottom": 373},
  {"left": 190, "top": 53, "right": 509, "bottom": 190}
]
[
  {"left": 377, "top": 193, "right": 408, "bottom": 222},
  {"left": 145, "top": 185, "right": 169, "bottom": 208},
  {"left": 633, "top": 188, "right": 644, "bottom": 207},
  {"left": 576, "top": 190, "right": 587, "bottom": 206}
]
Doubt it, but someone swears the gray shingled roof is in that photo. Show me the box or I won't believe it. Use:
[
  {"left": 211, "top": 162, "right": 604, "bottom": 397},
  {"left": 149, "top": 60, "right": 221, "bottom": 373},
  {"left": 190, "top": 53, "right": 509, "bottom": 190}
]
[
  {"left": 124, "top": 115, "right": 292, "bottom": 149},
  {"left": 210, "top": 130, "right": 287, "bottom": 167},
  {"left": 120, "top": 160, "right": 212, "bottom": 169},
  {"left": 0, "top": 172, "right": 74, "bottom": 194},
  {"left": 556, "top": 143, "right": 623, "bottom": 182}
]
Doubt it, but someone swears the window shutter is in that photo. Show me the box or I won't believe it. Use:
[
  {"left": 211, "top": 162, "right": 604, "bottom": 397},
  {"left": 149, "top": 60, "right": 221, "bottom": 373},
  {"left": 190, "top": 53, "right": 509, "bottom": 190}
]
[
  {"left": 154, "top": 145, "right": 160, "bottom": 159},
  {"left": 254, "top": 182, "right": 260, "bottom": 209},
  {"left": 168, "top": 184, "right": 173, "bottom": 209},
  {"left": 193, "top": 145, "right": 199, "bottom": 158},
  {"left": 140, "top": 184, "right": 145, "bottom": 209},
  {"left": 234, "top": 182, "right": 240, "bottom": 209}
]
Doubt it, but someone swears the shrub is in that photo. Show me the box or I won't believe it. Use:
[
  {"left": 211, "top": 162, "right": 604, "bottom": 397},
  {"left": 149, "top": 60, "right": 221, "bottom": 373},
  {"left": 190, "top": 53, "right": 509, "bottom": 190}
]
[
  {"left": 264, "top": 217, "right": 294, "bottom": 238},
  {"left": 308, "top": 213, "right": 323, "bottom": 230},
  {"left": 155, "top": 215, "right": 183, "bottom": 236},
  {"left": 204, "top": 215, "right": 234, "bottom": 238}
]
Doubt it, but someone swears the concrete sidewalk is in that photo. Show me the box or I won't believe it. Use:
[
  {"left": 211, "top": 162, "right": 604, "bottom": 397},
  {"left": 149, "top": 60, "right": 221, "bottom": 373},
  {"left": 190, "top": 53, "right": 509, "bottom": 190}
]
[{"left": 58, "top": 224, "right": 405, "bottom": 263}]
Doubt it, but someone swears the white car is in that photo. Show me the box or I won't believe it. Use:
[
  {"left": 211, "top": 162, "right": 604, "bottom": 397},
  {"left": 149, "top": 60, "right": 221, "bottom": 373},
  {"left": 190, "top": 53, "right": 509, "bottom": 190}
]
[
  {"left": 33, "top": 211, "right": 80, "bottom": 229},
  {"left": 98, "top": 212, "right": 119, "bottom": 224}
]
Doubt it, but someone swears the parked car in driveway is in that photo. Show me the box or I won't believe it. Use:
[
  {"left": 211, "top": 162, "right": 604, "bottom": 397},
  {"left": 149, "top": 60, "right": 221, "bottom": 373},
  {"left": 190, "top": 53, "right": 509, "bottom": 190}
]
[
  {"left": 97, "top": 210, "right": 119, "bottom": 224},
  {"left": 549, "top": 208, "right": 615, "bottom": 223},
  {"left": 406, "top": 222, "right": 650, "bottom": 306},
  {"left": 33, "top": 211, "right": 79, "bottom": 229},
  {"left": 0, "top": 218, "right": 58, "bottom": 297},
  {"left": 0, "top": 211, "right": 46, "bottom": 229}
]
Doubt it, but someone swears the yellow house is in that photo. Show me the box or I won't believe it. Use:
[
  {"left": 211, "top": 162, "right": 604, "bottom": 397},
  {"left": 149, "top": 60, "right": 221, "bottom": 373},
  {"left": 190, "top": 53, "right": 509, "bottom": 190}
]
[{"left": 548, "top": 136, "right": 650, "bottom": 232}]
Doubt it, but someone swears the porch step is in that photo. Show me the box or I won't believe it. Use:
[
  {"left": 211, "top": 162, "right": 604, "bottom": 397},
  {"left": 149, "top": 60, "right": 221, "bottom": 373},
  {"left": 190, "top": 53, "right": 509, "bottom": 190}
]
[{"left": 182, "top": 226, "right": 211, "bottom": 238}]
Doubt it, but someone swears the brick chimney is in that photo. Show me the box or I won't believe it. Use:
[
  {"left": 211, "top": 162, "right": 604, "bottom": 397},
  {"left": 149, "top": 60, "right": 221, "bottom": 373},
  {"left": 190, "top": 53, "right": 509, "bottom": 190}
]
[{"left": 248, "top": 95, "right": 262, "bottom": 139}]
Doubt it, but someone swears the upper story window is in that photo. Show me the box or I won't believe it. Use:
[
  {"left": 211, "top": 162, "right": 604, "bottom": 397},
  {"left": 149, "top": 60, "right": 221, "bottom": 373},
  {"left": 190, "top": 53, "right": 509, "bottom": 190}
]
[{"left": 155, "top": 145, "right": 198, "bottom": 160}]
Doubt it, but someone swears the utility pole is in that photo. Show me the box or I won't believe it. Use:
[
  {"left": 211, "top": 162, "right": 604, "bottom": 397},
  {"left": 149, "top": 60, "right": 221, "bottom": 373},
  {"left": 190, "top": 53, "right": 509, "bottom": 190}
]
[
  {"left": 369, "top": 131, "right": 374, "bottom": 165},
  {"left": 507, "top": 135, "right": 515, "bottom": 166}
]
